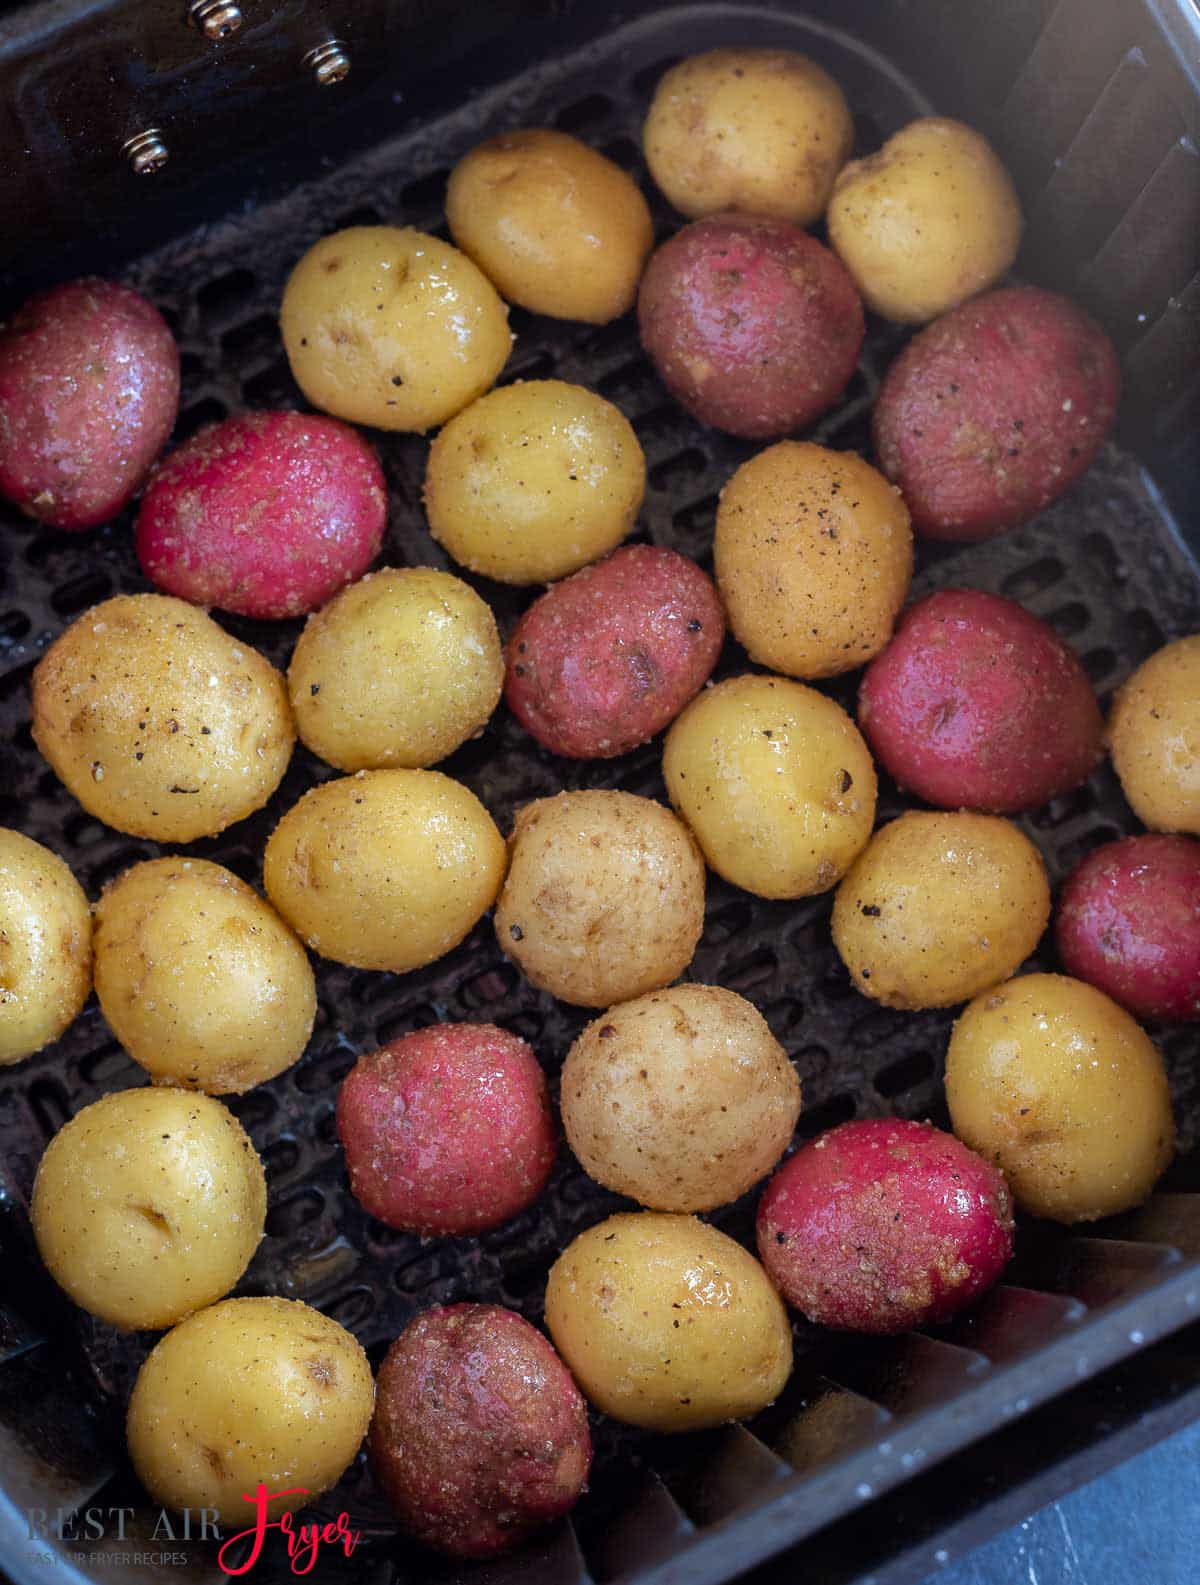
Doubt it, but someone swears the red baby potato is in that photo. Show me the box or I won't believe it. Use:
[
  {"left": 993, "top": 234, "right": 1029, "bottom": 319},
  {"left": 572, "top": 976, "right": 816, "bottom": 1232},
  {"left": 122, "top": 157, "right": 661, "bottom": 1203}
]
[
  {"left": 336, "top": 1023, "right": 556, "bottom": 1236},
  {"left": 137, "top": 411, "right": 385, "bottom": 619},
  {"left": 1056, "top": 834, "right": 1200, "bottom": 1022},
  {"left": 0, "top": 278, "right": 179, "bottom": 530},
  {"left": 370, "top": 1304, "right": 591, "bottom": 1558},
  {"left": 506, "top": 544, "right": 725, "bottom": 758},
  {"left": 873, "top": 285, "right": 1120, "bottom": 541},
  {"left": 638, "top": 215, "right": 864, "bottom": 439},
  {"left": 859, "top": 588, "right": 1104, "bottom": 813},
  {"left": 757, "top": 1118, "right": 1014, "bottom": 1333}
]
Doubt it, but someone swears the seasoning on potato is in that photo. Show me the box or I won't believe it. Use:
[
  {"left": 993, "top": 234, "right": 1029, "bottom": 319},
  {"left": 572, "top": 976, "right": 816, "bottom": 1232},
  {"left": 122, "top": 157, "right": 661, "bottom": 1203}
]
[
  {"left": 643, "top": 48, "right": 853, "bottom": 225},
  {"left": 32, "top": 594, "right": 294, "bottom": 843},
  {"left": 31, "top": 1088, "right": 266, "bottom": 1330},
  {"left": 663, "top": 673, "right": 876, "bottom": 900},
  {"left": 127, "top": 1297, "right": 374, "bottom": 1523},
  {"left": 1108, "top": 635, "right": 1200, "bottom": 836},
  {"left": 263, "top": 768, "right": 505, "bottom": 973},
  {"left": 424, "top": 379, "right": 645, "bottom": 585},
  {"left": 446, "top": 128, "right": 654, "bottom": 325},
  {"left": 714, "top": 441, "right": 912, "bottom": 679},
  {"left": 545, "top": 1212, "right": 793, "bottom": 1432},
  {"left": 288, "top": 567, "right": 503, "bottom": 772},
  {"left": 494, "top": 789, "right": 705, "bottom": 1008},
  {"left": 0, "top": 829, "right": 91, "bottom": 1067},
  {"left": 280, "top": 225, "right": 511, "bottom": 433},
  {"left": 561, "top": 984, "right": 800, "bottom": 1212},
  {"left": 946, "top": 972, "right": 1175, "bottom": 1223}
]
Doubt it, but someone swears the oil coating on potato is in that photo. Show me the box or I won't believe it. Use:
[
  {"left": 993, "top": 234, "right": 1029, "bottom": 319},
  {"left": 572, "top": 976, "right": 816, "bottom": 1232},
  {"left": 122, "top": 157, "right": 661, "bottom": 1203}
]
[
  {"left": 561, "top": 984, "right": 800, "bottom": 1211},
  {"left": 32, "top": 594, "right": 294, "bottom": 843},
  {"left": 425, "top": 380, "right": 645, "bottom": 585},
  {"left": 946, "top": 973, "right": 1174, "bottom": 1223},
  {"left": 288, "top": 568, "right": 503, "bottom": 772},
  {"left": 31, "top": 1088, "right": 265, "bottom": 1331},
  {"left": 494, "top": 789, "right": 705, "bottom": 1008},
  {"left": 447, "top": 129, "right": 654, "bottom": 325},
  {"left": 545, "top": 1212, "right": 793, "bottom": 1432},
  {"left": 663, "top": 673, "right": 876, "bottom": 899},
  {"left": 127, "top": 1297, "right": 374, "bottom": 1523},
  {"left": 831, "top": 811, "right": 1050, "bottom": 1010},
  {"left": 714, "top": 442, "right": 912, "bottom": 679},
  {"left": 0, "top": 829, "right": 91, "bottom": 1066},
  {"left": 1108, "top": 636, "right": 1200, "bottom": 836},
  {"left": 93, "top": 857, "right": 316, "bottom": 1094}
]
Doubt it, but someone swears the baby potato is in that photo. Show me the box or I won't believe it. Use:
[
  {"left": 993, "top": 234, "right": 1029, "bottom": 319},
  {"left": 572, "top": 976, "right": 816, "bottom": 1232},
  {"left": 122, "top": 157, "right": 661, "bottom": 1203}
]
[
  {"left": 1109, "top": 636, "right": 1200, "bottom": 836},
  {"left": 946, "top": 973, "right": 1174, "bottom": 1222},
  {"left": 281, "top": 226, "right": 511, "bottom": 433},
  {"left": 94, "top": 858, "right": 315, "bottom": 1094},
  {"left": 562, "top": 984, "right": 800, "bottom": 1211},
  {"left": 829, "top": 117, "right": 1021, "bottom": 324},
  {"left": 264, "top": 769, "right": 505, "bottom": 973},
  {"left": 832, "top": 812, "right": 1050, "bottom": 1010},
  {"left": 643, "top": 48, "right": 852, "bottom": 225},
  {"left": 495, "top": 789, "right": 705, "bottom": 1008},
  {"left": 715, "top": 442, "right": 912, "bottom": 679},
  {"left": 447, "top": 128, "right": 654, "bottom": 325},
  {"left": 32, "top": 594, "right": 294, "bottom": 843},
  {"left": 0, "top": 829, "right": 91, "bottom": 1066},
  {"left": 425, "top": 380, "right": 645, "bottom": 585},
  {"left": 127, "top": 1297, "right": 374, "bottom": 1524},
  {"left": 545, "top": 1212, "right": 793, "bottom": 1432},
  {"left": 288, "top": 568, "right": 503, "bottom": 772},
  {"left": 31, "top": 1088, "right": 265, "bottom": 1330},
  {"left": 663, "top": 674, "right": 876, "bottom": 899}
]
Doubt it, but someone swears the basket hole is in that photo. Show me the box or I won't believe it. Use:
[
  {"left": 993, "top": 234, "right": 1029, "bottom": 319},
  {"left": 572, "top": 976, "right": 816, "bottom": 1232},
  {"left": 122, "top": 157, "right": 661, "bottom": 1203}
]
[
  {"left": 179, "top": 351, "right": 207, "bottom": 385},
  {"left": 399, "top": 167, "right": 450, "bottom": 213},
  {"left": 704, "top": 898, "right": 753, "bottom": 946},
  {"left": 649, "top": 447, "right": 706, "bottom": 492},
  {"left": 325, "top": 1286, "right": 377, "bottom": 1330},
  {"left": 262, "top": 1136, "right": 300, "bottom": 1182},
  {"left": 600, "top": 135, "right": 642, "bottom": 171},
  {"left": 221, "top": 313, "right": 279, "bottom": 364},
  {"left": 89, "top": 847, "right": 153, "bottom": 892},
  {"left": 374, "top": 1003, "right": 442, "bottom": 1048},
  {"left": 28, "top": 1077, "right": 72, "bottom": 1139},
  {"left": 266, "top": 1186, "right": 324, "bottom": 1237},
  {"left": 1128, "top": 607, "right": 1165, "bottom": 657},
  {"left": 176, "top": 396, "right": 227, "bottom": 441},
  {"left": 50, "top": 571, "right": 112, "bottom": 617},
  {"left": 555, "top": 92, "right": 615, "bottom": 134},
  {"left": 0, "top": 609, "right": 30, "bottom": 642},
  {"left": 196, "top": 267, "right": 257, "bottom": 320},
  {"left": 722, "top": 946, "right": 775, "bottom": 992},
  {"left": 1030, "top": 781, "right": 1097, "bottom": 829},
  {"left": 333, "top": 204, "right": 384, "bottom": 230},
  {"left": 796, "top": 1092, "right": 856, "bottom": 1139},
  {"left": 1058, "top": 825, "right": 1123, "bottom": 873},
  {"left": 462, "top": 965, "right": 519, "bottom": 1008},
  {"left": 674, "top": 493, "right": 719, "bottom": 536},
  {"left": 242, "top": 358, "right": 298, "bottom": 408},
  {"left": 1081, "top": 645, "right": 1118, "bottom": 685},
  {"left": 77, "top": 1042, "right": 132, "bottom": 1087},
  {"left": 632, "top": 55, "right": 681, "bottom": 96},
  {"left": 1000, "top": 556, "right": 1065, "bottom": 603},
  {"left": 501, "top": 348, "right": 556, "bottom": 385},
  {"left": 597, "top": 359, "right": 648, "bottom": 402},
  {"left": 226, "top": 1088, "right": 278, "bottom": 1131},
  {"left": 1082, "top": 533, "right": 1122, "bottom": 583},
  {"left": 875, "top": 1049, "right": 936, "bottom": 1098},
  {"left": 295, "top": 1045, "right": 356, "bottom": 1094},
  {"left": 1045, "top": 601, "right": 1090, "bottom": 638}
]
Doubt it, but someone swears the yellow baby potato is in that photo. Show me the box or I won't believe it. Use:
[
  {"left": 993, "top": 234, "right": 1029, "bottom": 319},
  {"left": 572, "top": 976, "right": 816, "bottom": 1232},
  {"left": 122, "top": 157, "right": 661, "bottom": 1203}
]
[
  {"left": 1109, "top": 635, "right": 1200, "bottom": 835},
  {"left": 0, "top": 828, "right": 91, "bottom": 1066}
]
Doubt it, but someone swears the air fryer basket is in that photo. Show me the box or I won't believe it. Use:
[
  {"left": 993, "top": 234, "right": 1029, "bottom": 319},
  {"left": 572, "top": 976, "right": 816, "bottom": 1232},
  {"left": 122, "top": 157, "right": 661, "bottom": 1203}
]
[{"left": 0, "top": 2, "right": 1198, "bottom": 1583}]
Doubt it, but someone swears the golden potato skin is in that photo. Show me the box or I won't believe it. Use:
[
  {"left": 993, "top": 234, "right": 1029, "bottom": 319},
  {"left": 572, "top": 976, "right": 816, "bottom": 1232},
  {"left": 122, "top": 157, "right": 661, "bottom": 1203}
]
[
  {"left": 280, "top": 226, "right": 511, "bottom": 432},
  {"left": 562, "top": 985, "right": 800, "bottom": 1211},
  {"left": 94, "top": 858, "right": 315, "bottom": 1094},
  {"left": 1109, "top": 636, "right": 1200, "bottom": 836},
  {"left": 32, "top": 594, "right": 294, "bottom": 843},
  {"left": 663, "top": 673, "right": 876, "bottom": 899},
  {"left": 946, "top": 973, "right": 1174, "bottom": 1223},
  {"left": 829, "top": 117, "right": 1022, "bottom": 324},
  {"left": 545, "top": 1212, "right": 792, "bottom": 1431},
  {"left": 715, "top": 442, "right": 913, "bottom": 679},
  {"left": 264, "top": 768, "right": 506, "bottom": 973},
  {"left": 447, "top": 129, "right": 654, "bottom": 325},
  {"left": 127, "top": 1297, "right": 374, "bottom": 1523},
  {"left": 31, "top": 1088, "right": 265, "bottom": 1330},
  {"left": 289, "top": 568, "right": 503, "bottom": 772},
  {"left": 644, "top": 49, "right": 852, "bottom": 225},
  {"left": 425, "top": 380, "right": 645, "bottom": 585},
  {"left": 832, "top": 812, "right": 1050, "bottom": 1010},
  {"left": 0, "top": 829, "right": 91, "bottom": 1066}
]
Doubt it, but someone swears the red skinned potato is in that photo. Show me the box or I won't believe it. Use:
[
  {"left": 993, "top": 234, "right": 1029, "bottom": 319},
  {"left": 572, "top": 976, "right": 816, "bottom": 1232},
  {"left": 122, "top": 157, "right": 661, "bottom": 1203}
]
[
  {"left": 370, "top": 1304, "right": 591, "bottom": 1558},
  {"left": 0, "top": 279, "right": 179, "bottom": 530},
  {"left": 873, "top": 285, "right": 1120, "bottom": 541},
  {"left": 506, "top": 544, "right": 725, "bottom": 758},
  {"left": 336, "top": 1023, "right": 556, "bottom": 1236},
  {"left": 858, "top": 588, "right": 1104, "bottom": 813},
  {"left": 137, "top": 411, "right": 386, "bottom": 619},
  {"left": 638, "top": 215, "right": 864, "bottom": 439},
  {"left": 1056, "top": 834, "right": 1200, "bottom": 1022},
  {"left": 757, "top": 1118, "right": 1014, "bottom": 1333}
]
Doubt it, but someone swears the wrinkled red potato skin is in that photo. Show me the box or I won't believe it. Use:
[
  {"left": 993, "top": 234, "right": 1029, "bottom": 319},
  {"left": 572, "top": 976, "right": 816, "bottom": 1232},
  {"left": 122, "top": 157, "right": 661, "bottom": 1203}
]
[
  {"left": 137, "top": 412, "right": 386, "bottom": 619},
  {"left": 371, "top": 1304, "right": 591, "bottom": 1558},
  {"left": 505, "top": 545, "right": 725, "bottom": 758},
  {"left": 638, "top": 215, "right": 864, "bottom": 439},
  {"left": 1056, "top": 834, "right": 1200, "bottom": 1023},
  {"left": 873, "top": 285, "right": 1120, "bottom": 541},
  {"left": 757, "top": 1118, "right": 1014, "bottom": 1333},
  {"left": 858, "top": 589, "right": 1104, "bottom": 813},
  {"left": 0, "top": 279, "right": 179, "bottom": 530},
  {"left": 336, "top": 1023, "right": 556, "bottom": 1236}
]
